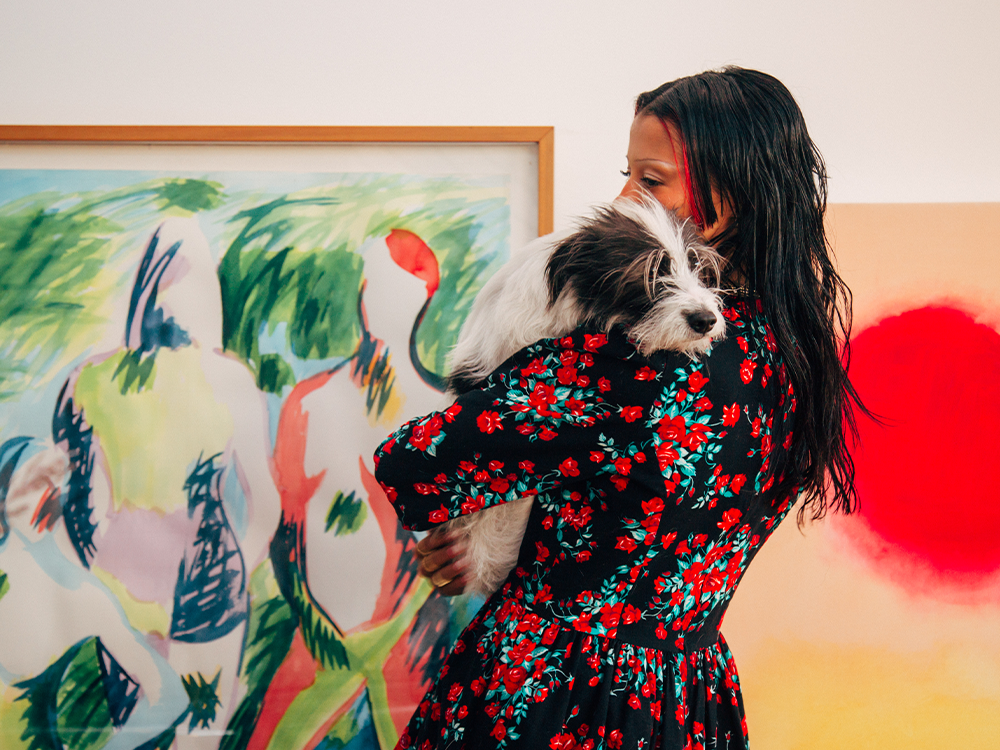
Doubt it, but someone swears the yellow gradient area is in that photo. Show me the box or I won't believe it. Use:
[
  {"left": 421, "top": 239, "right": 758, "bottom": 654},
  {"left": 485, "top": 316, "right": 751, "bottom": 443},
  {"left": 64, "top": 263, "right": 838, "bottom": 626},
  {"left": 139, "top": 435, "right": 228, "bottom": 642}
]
[
  {"left": 740, "top": 639, "right": 1000, "bottom": 749},
  {"left": 0, "top": 686, "right": 30, "bottom": 750},
  {"left": 91, "top": 565, "right": 170, "bottom": 638},
  {"left": 74, "top": 346, "right": 233, "bottom": 513}
]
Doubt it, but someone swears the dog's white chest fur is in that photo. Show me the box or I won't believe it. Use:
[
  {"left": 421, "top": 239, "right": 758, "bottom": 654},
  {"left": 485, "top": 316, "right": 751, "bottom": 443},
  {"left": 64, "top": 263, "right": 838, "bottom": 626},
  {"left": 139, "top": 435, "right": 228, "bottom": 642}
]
[{"left": 443, "top": 198, "right": 726, "bottom": 596}]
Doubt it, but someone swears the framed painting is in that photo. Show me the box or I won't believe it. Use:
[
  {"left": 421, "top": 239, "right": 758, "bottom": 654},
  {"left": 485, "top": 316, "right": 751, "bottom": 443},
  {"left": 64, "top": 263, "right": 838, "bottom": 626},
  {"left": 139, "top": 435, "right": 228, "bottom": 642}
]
[{"left": 0, "top": 125, "right": 553, "bottom": 750}]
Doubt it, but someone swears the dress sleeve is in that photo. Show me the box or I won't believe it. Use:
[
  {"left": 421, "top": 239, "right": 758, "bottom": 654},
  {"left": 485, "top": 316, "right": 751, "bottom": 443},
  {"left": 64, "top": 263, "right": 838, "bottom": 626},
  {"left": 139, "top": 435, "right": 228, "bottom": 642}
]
[{"left": 373, "top": 331, "right": 621, "bottom": 531}]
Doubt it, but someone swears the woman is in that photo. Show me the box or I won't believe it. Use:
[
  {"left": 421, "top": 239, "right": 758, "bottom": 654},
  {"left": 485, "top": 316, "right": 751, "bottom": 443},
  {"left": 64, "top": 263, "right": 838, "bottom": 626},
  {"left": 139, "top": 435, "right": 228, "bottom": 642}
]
[{"left": 374, "top": 67, "right": 862, "bottom": 750}]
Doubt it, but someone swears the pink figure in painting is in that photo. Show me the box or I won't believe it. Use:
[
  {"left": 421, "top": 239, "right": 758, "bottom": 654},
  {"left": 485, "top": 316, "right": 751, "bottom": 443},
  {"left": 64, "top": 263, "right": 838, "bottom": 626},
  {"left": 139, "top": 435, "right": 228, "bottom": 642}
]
[
  {"left": 1, "top": 217, "right": 281, "bottom": 748},
  {"left": 255, "top": 227, "right": 451, "bottom": 748}
]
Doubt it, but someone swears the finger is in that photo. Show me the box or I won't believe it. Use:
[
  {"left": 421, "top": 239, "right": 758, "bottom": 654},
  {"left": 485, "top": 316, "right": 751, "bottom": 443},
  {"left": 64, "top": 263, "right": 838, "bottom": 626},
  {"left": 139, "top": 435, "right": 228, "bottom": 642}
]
[
  {"left": 429, "top": 560, "right": 465, "bottom": 589},
  {"left": 415, "top": 528, "right": 452, "bottom": 557},
  {"left": 418, "top": 543, "right": 464, "bottom": 577},
  {"left": 436, "top": 575, "right": 468, "bottom": 597}
]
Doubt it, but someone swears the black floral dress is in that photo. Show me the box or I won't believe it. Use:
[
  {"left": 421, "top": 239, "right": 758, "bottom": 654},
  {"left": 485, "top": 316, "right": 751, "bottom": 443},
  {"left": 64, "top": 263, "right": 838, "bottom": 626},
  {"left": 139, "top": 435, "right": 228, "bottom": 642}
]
[{"left": 373, "top": 299, "right": 797, "bottom": 750}]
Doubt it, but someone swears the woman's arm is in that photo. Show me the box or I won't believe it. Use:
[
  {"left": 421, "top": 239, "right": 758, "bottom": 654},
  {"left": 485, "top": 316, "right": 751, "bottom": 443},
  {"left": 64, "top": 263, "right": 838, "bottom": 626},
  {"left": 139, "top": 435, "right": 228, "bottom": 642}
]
[{"left": 373, "top": 331, "right": 620, "bottom": 531}]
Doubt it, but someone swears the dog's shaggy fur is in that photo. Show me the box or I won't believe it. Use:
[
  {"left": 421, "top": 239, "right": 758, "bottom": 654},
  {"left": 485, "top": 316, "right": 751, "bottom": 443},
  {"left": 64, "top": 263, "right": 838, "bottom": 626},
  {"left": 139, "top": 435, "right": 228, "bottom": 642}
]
[{"left": 443, "top": 197, "right": 727, "bottom": 596}]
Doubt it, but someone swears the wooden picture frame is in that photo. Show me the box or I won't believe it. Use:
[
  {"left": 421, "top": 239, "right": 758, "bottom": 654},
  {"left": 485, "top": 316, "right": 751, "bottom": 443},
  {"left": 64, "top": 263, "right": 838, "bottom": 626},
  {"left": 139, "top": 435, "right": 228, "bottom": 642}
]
[
  {"left": 0, "top": 125, "right": 554, "bottom": 235},
  {"left": 0, "top": 125, "right": 553, "bottom": 749}
]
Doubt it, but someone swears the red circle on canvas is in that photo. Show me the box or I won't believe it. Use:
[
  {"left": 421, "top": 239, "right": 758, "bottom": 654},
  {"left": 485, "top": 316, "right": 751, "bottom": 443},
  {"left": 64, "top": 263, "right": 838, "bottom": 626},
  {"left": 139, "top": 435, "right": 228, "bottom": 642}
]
[{"left": 848, "top": 306, "right": 1000, "bottom": 576}]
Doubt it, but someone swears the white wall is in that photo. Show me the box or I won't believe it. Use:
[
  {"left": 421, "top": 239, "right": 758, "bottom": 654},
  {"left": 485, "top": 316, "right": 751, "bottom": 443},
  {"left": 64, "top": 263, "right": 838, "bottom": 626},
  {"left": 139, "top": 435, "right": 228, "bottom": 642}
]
[{"left": 2, "top": 0, "right": 997, "bottom": 225}]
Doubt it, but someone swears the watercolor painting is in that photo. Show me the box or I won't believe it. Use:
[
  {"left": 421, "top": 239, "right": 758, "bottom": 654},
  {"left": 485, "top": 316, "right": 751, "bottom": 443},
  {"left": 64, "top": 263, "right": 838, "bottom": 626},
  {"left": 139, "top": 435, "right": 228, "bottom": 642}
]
[
  {"left": 723, "top": 203, "right": 1000, "bottom": 748},
  {"left": 0, "top": 168, "right": 509, "bottom": 749}
]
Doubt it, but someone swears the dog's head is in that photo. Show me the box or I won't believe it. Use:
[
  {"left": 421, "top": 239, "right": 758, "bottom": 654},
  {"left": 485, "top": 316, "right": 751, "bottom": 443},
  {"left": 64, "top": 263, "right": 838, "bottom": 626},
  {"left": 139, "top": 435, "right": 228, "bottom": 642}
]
[{"left": 545, "top": 197, "right": 726, "bottom": 357}]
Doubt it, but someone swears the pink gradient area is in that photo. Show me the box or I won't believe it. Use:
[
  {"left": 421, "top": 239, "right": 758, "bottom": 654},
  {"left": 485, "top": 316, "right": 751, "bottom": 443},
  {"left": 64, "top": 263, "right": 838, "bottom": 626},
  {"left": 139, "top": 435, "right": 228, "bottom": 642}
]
[
  {"left": 843, "top": 305, "right": 1000, "bottom": 588},
  {"left": 92, "top": 505, "right": 199, "bottom": 604}
]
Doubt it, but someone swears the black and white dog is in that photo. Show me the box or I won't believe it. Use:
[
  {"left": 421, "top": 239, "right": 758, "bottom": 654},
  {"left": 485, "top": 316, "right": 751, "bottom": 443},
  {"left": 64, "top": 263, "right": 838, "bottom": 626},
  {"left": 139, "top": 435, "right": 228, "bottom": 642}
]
[{"left": 443, "top": 197, "right": 727, "bottom": 596}]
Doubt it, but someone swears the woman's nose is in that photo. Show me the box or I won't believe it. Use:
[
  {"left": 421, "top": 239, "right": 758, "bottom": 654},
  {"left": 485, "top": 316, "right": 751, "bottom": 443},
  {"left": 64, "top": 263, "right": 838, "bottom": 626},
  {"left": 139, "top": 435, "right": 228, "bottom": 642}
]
[{"left": 617, "top": 179, "right": 642, "bottom": 202}]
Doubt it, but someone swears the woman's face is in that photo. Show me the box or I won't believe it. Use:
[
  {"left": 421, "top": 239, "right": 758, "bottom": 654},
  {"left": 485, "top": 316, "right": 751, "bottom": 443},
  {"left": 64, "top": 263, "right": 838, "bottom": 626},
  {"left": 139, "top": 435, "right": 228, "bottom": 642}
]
[{"left": 618, "top": 115, "right": 729, "bottom": 240}]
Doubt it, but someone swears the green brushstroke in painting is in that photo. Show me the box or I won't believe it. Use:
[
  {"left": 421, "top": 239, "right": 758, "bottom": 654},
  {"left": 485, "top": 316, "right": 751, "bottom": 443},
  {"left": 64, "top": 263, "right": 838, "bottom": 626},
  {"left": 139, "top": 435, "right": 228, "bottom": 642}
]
[
  {"left": 12, "top": 637, "right": 116, "bottom": 750},
  {"left": 218, "top": 176, "right": 508, "bottom": 393},
  {"left": 0, "top": 178, "right": 225, "bottom": 403}
]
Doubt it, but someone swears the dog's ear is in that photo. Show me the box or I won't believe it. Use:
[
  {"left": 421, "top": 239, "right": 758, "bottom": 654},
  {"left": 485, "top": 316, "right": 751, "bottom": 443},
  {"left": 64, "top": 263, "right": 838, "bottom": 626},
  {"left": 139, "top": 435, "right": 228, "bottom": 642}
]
[{"left": 546, "top": 204, "right": 665, "bottom": 324}]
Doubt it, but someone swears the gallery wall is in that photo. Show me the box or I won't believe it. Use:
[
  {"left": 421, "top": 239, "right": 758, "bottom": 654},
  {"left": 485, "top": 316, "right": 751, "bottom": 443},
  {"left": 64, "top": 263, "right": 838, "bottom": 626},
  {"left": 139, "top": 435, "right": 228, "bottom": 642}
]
[
  {"left": 3, "top": 3, "right": 999, "bottom": 749},
  {"left": 2, "top": 0, "right": 998, "bottom": 219}
]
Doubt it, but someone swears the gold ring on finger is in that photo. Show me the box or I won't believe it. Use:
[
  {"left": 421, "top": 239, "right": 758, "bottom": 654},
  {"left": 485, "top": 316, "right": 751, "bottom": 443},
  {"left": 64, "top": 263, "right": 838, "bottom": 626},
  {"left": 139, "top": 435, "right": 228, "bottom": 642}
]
[{"left": 431, "top": 571, "right": 455, "bottom": 588}]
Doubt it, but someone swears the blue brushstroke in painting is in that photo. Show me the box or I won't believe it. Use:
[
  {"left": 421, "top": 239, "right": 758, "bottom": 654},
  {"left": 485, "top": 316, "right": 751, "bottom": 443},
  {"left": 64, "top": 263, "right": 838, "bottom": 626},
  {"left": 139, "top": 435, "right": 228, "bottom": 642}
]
[
  {"left": 51, "top": 382, "right": 98, "bottom": 568},
  {"left": 170, "top": 452, "right": 248, "bottom": 642},
  {"left": 125, "top": 228, "right": 190, "bottom": 353}
]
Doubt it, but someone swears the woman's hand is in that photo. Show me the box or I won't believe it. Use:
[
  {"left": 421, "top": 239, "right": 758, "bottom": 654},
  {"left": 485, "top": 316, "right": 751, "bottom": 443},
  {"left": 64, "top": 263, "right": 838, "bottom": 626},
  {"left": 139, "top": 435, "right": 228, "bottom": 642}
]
[{"left": 414, "top": 527, "right": 467, "bottom": 596}]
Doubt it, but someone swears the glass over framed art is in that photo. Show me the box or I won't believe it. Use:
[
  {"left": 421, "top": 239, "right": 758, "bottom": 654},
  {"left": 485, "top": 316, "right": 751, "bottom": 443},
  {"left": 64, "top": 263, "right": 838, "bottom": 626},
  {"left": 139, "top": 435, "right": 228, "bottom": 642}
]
[{"left": 0, "top": 125, "right": 553, "bottom": 750}]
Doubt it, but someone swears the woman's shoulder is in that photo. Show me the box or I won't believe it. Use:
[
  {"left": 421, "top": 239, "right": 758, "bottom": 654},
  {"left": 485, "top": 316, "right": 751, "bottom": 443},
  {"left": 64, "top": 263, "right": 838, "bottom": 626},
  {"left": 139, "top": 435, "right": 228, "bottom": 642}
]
[{"left": 478, "top": 296, "right": 783, "bottom": 394}]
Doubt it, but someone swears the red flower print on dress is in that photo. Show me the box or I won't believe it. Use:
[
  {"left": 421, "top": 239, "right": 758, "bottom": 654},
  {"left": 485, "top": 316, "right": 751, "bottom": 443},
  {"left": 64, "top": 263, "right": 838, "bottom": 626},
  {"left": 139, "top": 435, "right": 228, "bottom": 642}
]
[
  {"left": 613, "top": 457, "right": 632, "bottom": 476},
  {"left": 409, "top": 414, "right": 443, "bottom": 451},
  {"left": 718, "top": 508, "right": 742, "bottom": 532},
  {"left": 536, "top": 541, "right": 550, "bottom": 562},
  {"left": 739, "top": 358, "right": 757, "bottom": 384},
  {"left": 687, "top": 370, "right": 708, "bottom": 392},
  {"left": 413, "top": 483, "right": 440, "bottom": 495},
  {"left": 635, "top": 366, "right": 658, "bottom": 381},
  {"left": 528, "top": 383, "right": 557, "bottom": 415},
  {"left": 621, "top": 604, "right": 642, "bottom": 625},
  {"left": 443, "top": 403, "right": 462, "bottom": 422},
  {"left": 621, "top": 405, "right": 643, "bottom": 422},
  {"left": 608, "top": 729, "right": 623, "bottom": 749},
  {"left": 477, "top": 410, "right": 503, "bottom": 433},
  {"left": 730, "top": 474, "right": 747, "bottom": 494},
  {"left": 681, "top": 422, "right": 711, "bottom": 449},
  {"left": 656, "top": 443, "right": 679, "bottom": 470},
  {"left": 491, "top": 720, "right": 507, "bottom": 740},
  {"left": 658, "top": 414, "right": 686, "bottom": 442},
  {"left": 521, "top": 357, "right": 547, "bottom": 376},
  {"left": 722, "top": 403, "right": 740, "bottom": 426},
  {"left": 642, "top": 497, "right": 664, "bottom": 514},
  {"left": 557, "top": 366, "right": 578, "bottom": 385},
  {"left": 583, "top": 333, "right": 607, "bottom": 351},
  {"left": 428, "top": 506, "right": 449, "bottom": 523},
  {"left": 615, "top": 536, "right": 637, "bottom": 553},
  {"left": 598, "top": 376, "right": 612, "bottom": 392},
  {"left": 508, "top": 638, "right": 536, "bottom": 664},
  {"left": 461, "top": 494, "right": 485, "bottom": 513},
  {"left": 490, "top": 477, "right": 511, "bottom": 493}
]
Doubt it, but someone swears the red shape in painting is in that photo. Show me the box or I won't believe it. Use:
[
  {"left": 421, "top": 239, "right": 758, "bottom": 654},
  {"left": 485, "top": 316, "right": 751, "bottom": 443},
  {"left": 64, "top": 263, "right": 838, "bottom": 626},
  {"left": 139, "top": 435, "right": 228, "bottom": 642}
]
[
  {"left": 844, "top": 305, "right": 1000, "bottom": 590},
  {"left": 386, "top": 229, "right": 440, "bottom": 294}
]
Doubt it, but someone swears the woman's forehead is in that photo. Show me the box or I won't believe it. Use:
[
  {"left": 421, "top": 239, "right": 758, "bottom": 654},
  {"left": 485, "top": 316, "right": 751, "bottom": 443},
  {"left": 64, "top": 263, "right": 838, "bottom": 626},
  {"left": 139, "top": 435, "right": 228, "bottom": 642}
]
[{"left": 628, "top": 115, "right": 679, "bottom": 164}]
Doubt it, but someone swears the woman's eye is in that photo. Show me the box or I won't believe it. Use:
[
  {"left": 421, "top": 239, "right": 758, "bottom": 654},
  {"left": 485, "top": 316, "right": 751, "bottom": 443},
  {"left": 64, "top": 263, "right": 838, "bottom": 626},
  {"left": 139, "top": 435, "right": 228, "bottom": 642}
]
[
  {"left": 620, "top": 169, "right": 631, "bottom": 178},
  {"left": 641, "top": 176, "right": 662, "bottom": 188}
]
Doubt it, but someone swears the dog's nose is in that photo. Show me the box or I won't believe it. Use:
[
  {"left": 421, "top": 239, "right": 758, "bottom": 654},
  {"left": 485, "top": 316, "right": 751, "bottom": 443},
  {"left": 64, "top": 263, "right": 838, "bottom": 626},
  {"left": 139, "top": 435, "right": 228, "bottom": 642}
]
[{"left": 685, "top": 310, "right": 717, "bottom": 335}]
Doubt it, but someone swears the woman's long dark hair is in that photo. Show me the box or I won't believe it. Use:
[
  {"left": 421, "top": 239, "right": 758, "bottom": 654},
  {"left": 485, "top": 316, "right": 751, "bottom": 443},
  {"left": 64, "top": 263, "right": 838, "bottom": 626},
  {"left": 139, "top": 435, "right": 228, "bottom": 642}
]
[{"left": 636, "top": 67, "right": 865, "bottom": 520}]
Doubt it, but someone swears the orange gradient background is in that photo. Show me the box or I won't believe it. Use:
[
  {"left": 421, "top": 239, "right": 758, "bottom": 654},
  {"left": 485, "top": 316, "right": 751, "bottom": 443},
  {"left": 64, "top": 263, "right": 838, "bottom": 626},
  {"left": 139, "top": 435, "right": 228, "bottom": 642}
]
[{"left": 723, "top": 204, "right": 1000, "bottom": 748}]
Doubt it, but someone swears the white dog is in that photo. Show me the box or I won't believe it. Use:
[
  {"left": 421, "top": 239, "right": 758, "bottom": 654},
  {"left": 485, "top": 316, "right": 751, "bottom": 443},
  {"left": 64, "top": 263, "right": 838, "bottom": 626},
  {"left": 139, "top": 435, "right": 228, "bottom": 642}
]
[{"left": 443, "top": 197, "right": 727, "bottom": 596}]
